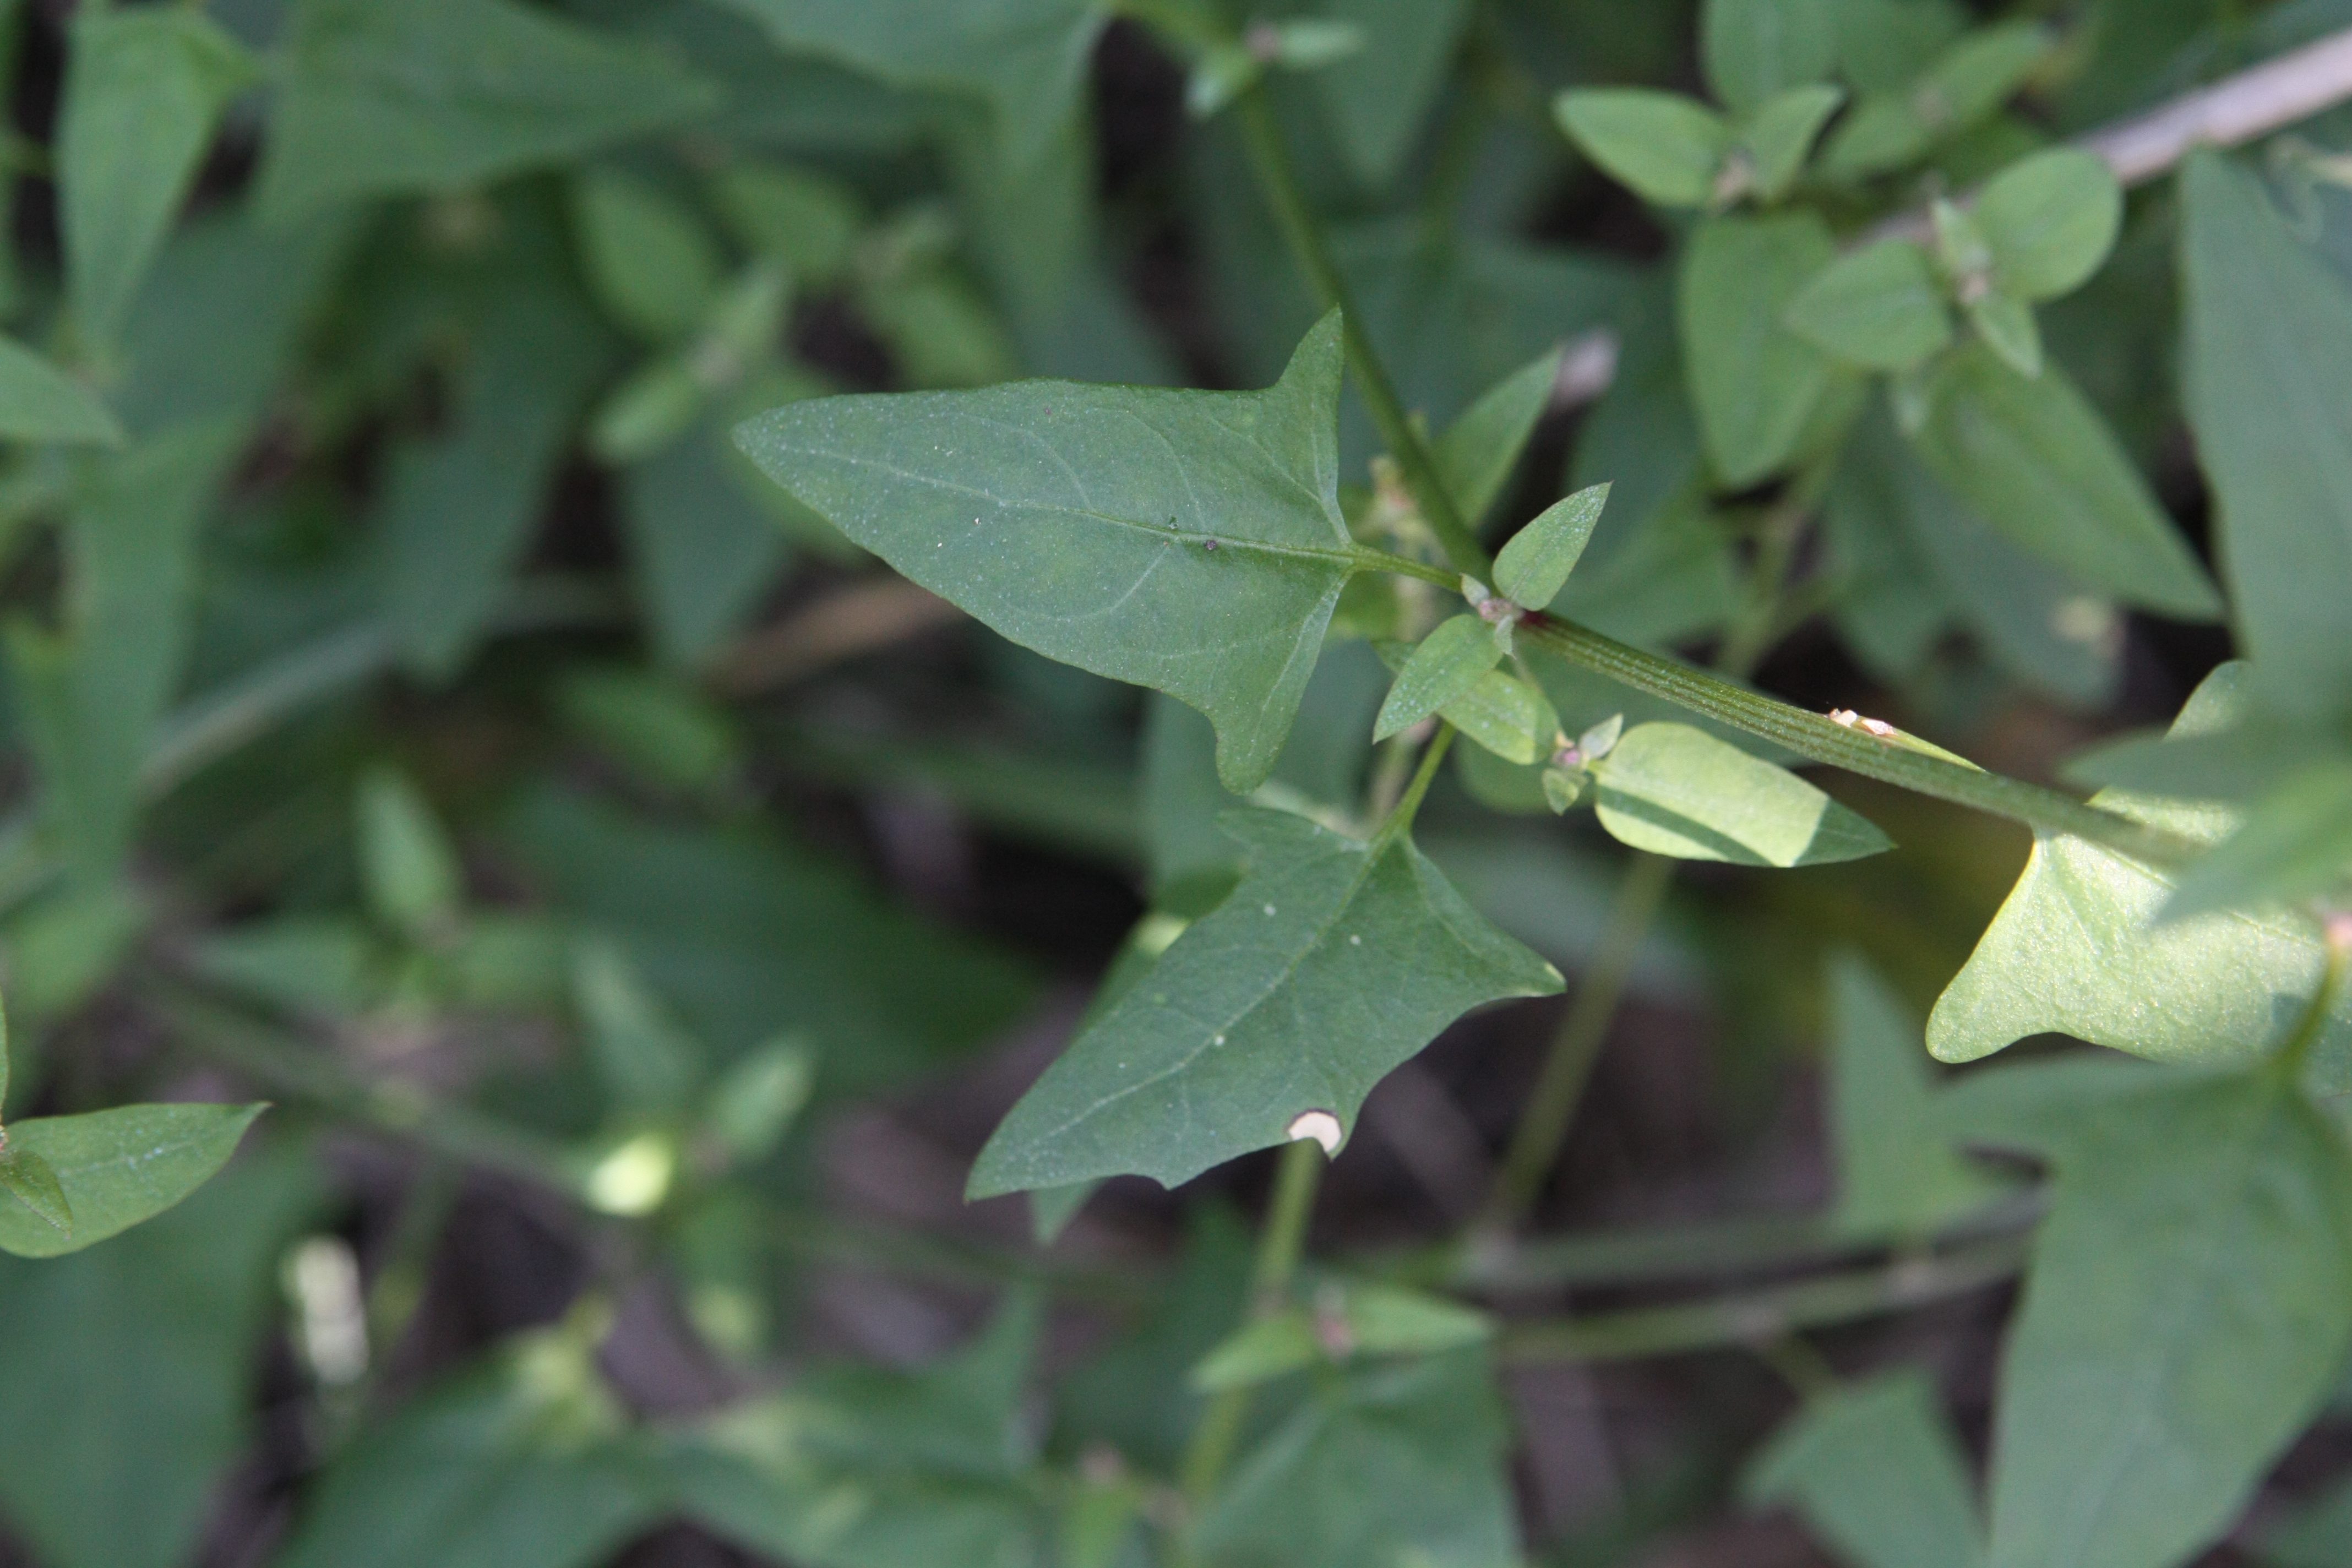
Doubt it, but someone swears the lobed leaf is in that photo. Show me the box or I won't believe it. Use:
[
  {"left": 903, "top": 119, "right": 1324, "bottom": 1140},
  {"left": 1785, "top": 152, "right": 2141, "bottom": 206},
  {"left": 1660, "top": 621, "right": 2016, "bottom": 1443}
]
[
  {"left": 1589, "top": 722, "right": 1892, "bottom": 868},
  {"left": 1929, "top": 664, "right": 2352, "bottom": 1081},
  {"left": 737, "top": 313, "right": 1360, "bottom": 793},
  {"left": 967, "top": 808, "right": 1560, "bottom": 1195}
]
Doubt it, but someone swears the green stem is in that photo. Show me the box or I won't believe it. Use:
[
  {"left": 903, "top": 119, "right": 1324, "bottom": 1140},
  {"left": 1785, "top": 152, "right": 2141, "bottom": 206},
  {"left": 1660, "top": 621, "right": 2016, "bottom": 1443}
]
[
  {"left": 1517, "top": 614, "right": 2202, "bottom": 866},
  {"left": 1379, "top": 724, "right": 1455, "bottom": 842},
  {"left": 1478, "top": 852, "right": 1675, "bottom": 1233},
  {"left": 1180, "top": 1137, "right": 1329, "bottom": 1519},
  {"left": 1497, "top": 1237, "right": 2027, "bottom": 1364},
  {"left": 1234, "top": 89, "right": 1492, "bottom": 581}
]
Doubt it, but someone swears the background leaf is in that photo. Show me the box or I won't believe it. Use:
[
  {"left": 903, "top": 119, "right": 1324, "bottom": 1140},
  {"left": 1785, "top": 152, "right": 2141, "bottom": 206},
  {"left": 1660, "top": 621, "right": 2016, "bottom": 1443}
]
[
  {"left": 736, "top": 313, "right": 1357, "bottom": 793},
  {"left": 1744, "top": 1370, "right": 1985, "bottom": 1568},
  {"left": 1681, "top": 213, "right": 1838, "bottom": 485}
]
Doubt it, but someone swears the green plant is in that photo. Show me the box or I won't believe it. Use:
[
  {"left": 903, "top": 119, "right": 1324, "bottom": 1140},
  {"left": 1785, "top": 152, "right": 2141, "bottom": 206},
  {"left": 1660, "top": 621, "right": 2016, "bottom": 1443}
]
[{"left": 2, "top": 0, "right": 2352, "bottom": 1566}]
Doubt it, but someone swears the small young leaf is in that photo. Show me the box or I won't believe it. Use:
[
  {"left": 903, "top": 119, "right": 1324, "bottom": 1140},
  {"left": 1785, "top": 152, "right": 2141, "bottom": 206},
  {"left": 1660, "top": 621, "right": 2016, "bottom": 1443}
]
[
  {"left": 967, "top": 809, "right": 1560, "bottom": 1195},
  {"left": 356, "top": 768, "right": 464, "bottom": 944},
  {"left": 0, "top": 336, "right": 121, "bottom": 446},
  {"left": 736, "top": 312, "right": 1359, "bottom": 793},
  {"left": 1974, "top": 147, "right": 2122, "bottom": 302},
  {"left": 573, "top": 937, "right": 705, "bottom": 1120},
  {"left": 1434, "top": 348, "right": 1562, "bottom": 527},
  {"left": 708, "top": 162, "right": 866, "bottom": 288},
  {"left": 1783, "top": 239, "right": 1953, "bottom": 370},
  {"left": 1905, "top": 342, "right": 2222, "bottom": 618},
  {"left": 0, "top": 1103, "right": 265, "bottom": 1258},
  {"left": 1440, "top": 669, "right": 1559, "bottom": 766},
  {"left": 570, "top": 170, "right": 723, "bottom": 343},
  {"left": 1825, "top": 954, "right": 1998, "bottom": 1239},
  {"left": 1592, "top": 723, "right": 1892, "bottom": 868},
  {"left": 1375, "top": 614, "right": 1507, "bottom": 741},
  {"left": 257, "top": 0, "right": 719, "bottom": 220},
  {"left": 1681, "top": 213, "right": 1838, "bottom": 485},
  {"left": 1554, "top": 90, "right": 1730, "bottom": 209},
  {"left": 1820, "top": 21, "right": 2049, "bottom": 178},
  {"left": 1701, "top": 0, "right": 1837, "bottom": 115},
  {"left": 1969, "top": 1064, "right": 2352, "bottom": 1568},
  {"left": 1495, "top": 484, "right": 1610, "bottom": 610},
  {"left": 1541, "top": 766, "right": 1586, "bottom": 814},
  {"left": 57, "top": 8, "right": 254, "bottom": 347},
  {"left": 1741, "top": 83, "right": 1847, "bottom": 200},
  {"left": 0, "top": 1147, "right": 70, "bottom": 1237},
  {"left": 1965, "top": 286, "right": 2043, "bottom": 377},
  {"left": 2180, "top": 151, "right": 2352, "bottom": 718},
  {"left": 1191, "top": 1311, "right": 1321, "bottom": 1392},
  {"left": 1929, "top": 665, "right": 2352, "bottom": 1080},
  {"left": 1744, "top": 1371, "right": 1983, "bottom": 1568}
]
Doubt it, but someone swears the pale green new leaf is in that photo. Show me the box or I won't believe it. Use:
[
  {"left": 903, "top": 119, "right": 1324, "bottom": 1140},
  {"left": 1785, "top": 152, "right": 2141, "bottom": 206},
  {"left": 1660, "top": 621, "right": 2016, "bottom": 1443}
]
[
  {"left": 736, "top": 313, "right": 1360, "bottom": 793},
  {"left": 1590, "top": 723, "right": 1892, "bottom": 867},
  {"left": 1495, "top": 483, "right": 1610, "bottom": 610},
  {"left": 0, "top": 336, "right": 121, "bottom": 446},
  {"left": 0, "top": 1103, "right": 265, "bottom": 1258},
  {"left": 1821, "top": 22, "right": 2049, "bottom": 178},
  {"left": 0, "top": 1148, "right": 68, "bottom": 1237},
  {"left": 968, "top": 808, "right": 1560, "bottom": 1194},
  {"left": 1554, "top": 90, "right": 1730, "bottom": 209},
  {"left": 1375, "top": 614, "right": 1506, "bottom": 741},
  {"left": 1966, "top": 288, "right": 2043, "bottom": 378},
  {"left": 1974, "top": 149, "right": 2121, "bottom": 302},
  {"left": 356, "top": 767, "right": 463, "bottom": 943},
  {"left": 1702, "top": 0, "right": 1836, "bottom": 114},
  {"left": 570, "top": 170, "right": 723, "bottom": 342},
  {"left": 714, "top": 0, "right": 1105, "bottom": 170},
  {"left": 1440, "top": 669, "right": 1558, "bottom": 765},
  {"left": 1681, "top": 213, "right": 1837, "bottom": 485},
  {"left": 1929, "top": 665, "right": 2352, "bottom": 1081},
  {"left": 256, "top": 0, "right": 719, "bottom": 220},
  {"left": 1435, "top": 348, "right": 1561, "bottom": 527},
  {"left": 58, "top": 8, "right": 254, "bottom": 346},
  {"left": 1744, "top": 1371, "right": 1984, "bottom": 1568},
  {"left": 1906, "top": 342, "right": 2221, "bottom": 619},
  {"left": 2180, "top": 151, "right": 2352, "bottom": 717},
  {"left": 1742, "top": 83, "right": 1845, "bottom": 200},
  {"left": 1784, "top": 239, "right": 1952, "bottom": 370},
  {"left": 1971, "top": 1065, "right": 2352, "bottom": 1568},
  {"left": 1196, "top": 1348, "right": 1520, "bottom": 1568},
  {"left": 1827, "top": 955, "right": 1999, "bottom": 1239}
]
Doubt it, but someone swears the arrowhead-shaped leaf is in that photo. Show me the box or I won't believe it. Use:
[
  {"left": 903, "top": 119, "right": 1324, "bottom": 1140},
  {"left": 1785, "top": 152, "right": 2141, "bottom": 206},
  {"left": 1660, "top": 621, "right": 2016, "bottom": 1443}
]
[
  {"left": 737, "top": 313, "right": 1364, "bottom": 793},
  {"left": 256, "top": 0, "right": 720, "bottom": 220},
  {"left": 1905, "top": 341, "right": 2220, "bottom": 619},
  {"left": 1929, "top": 664, "right": 2352, "bottom": 1083},
  {"left": 968, "top": 808, "right": 1560, "bottom": 1195},
  {"left": 1963, "top": 1064, "right": 2352, "bottom": 1568},
  {"left": 1744, "top": 1370, "right": 1984, "bottom": 1568},
  {"left": 1590, "top": 722, "right": 1892, "bottom": 867},
  {"left": 0, "top": 1103, "right": 265, "bottom": 1257},
  {"left": 2180, "top": 151, "right": 2352, "bottom": 718}
]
